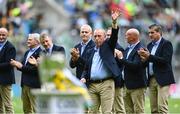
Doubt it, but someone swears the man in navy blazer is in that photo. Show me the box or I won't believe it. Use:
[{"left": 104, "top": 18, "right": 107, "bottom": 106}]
[
  {"left": 0, "top": 27, "right": 16, "bottom": 113},
  {"left": 10, "top": 33, "right": 42, "bottom": 113},
  {"left": 40, "top": 33, "right": 65, "bottom": 56},
  {"left": 80, "top": 10, "right": 121, "bottom": 114},
  {"left": 115, "top": 28, "right": 147, "bottom": 113},
  {"left": 69, "top": 24, "right": 95, "bottom": 79},
  {"left": 138, "top": 24, "right": 175, "bottom": 113}
]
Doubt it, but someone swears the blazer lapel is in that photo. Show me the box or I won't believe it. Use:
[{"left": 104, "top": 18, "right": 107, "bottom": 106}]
[
  {"left": 126, "top": 42, "right": 140, "bottom": 60},
  {"left": 81, "top": 43, "right": 91, "bottom": 57},
  {"left": 148, "top": 41, "right": 155, "bottom": 52},
  {"left": 32, "top": 47, "right": 41, "bottom": 57},
  {"left": 78, "top": 45, "right": 82, "bottom": 56},
  {"left": 0, "top": 46, "right": 5, "bottom": 58},
  {"left": 154, "top": 38, "right": 164, "bottom": 56},
  {"left": 22, "top": 50, "right": 29, "bottom": 65},
  {"left": 124, "top": 47, "right": 129, "bottom": 59},
  {"left": 89, "top": 49, "right": 96, "bottom": 69},
  {"left": 128, "top": 47, "right": 137, "bottom": 60},
  {"left": 0, "top": 41, "right": 8, "bottom": 58}
]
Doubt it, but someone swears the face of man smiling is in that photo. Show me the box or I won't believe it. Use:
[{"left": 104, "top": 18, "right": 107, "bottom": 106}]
[{"left": 0, "top": 28, "right": 8, "bottom": 43}]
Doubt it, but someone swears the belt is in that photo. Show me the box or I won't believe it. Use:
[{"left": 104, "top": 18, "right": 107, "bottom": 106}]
[{"left": 90, "top": 77, "right": 113, "bottom": 83}]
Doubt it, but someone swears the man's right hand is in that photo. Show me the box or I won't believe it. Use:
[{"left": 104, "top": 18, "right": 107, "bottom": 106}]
[
  {"left": 138, "top": 48, "right": 150, "bottom": 62},
  {"left": 70, "top": 48, "right": 80, "bottom": 62},
  {"left": 114, "top": 49, "right": 123, "bottom": 59},
  {"left": 80, "top": 78, "right": 86, "bottom": 83},
  {"left": 10, "top": 59, "right": 23, "bottom": 69}
]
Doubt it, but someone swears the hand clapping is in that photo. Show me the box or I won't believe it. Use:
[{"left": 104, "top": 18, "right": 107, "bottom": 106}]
[
  {"left": 70, "top": 48, "right": 80, "bottom": 62},
  {"left": 138, "top": 48, "right": 150, "bottom": 62}
]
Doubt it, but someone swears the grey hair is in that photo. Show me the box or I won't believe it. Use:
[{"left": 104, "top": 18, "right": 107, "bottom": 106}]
[
  {"left": 29, "top": 33, "right": 40, "bottom": 42},
  {"left": 80, "top": 24, "right": 92, "bottom": 33}
]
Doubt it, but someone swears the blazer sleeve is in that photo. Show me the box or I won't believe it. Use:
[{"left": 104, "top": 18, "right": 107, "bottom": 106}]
[
  {"left": 18, "top": 65, "right": 38, "bottom": 74},
  {"left": 108, "top": 27, "right": 119, "bottom": 50},
  {"left": 0, "top": 46, "right": 16, "bottom": 70},
  {"left": 117, "top": 51, "right": 145, "bottom": 71}
]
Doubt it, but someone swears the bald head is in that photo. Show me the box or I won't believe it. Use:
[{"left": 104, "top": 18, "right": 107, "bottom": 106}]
[
  {"left": 0, "top": 27, "right": 8, "bottom": 43},
  {"left": 125, "top": 28, "right": 140, "bottom": 44},
  {"left": 0, "top": 28, "right": 8, "bottom": 33},
  {"left": 94, "top": 28, "right": 106, "bottom": 47},
  {"left": 126, "top": 28, "right": 140, "bottom": 36}
]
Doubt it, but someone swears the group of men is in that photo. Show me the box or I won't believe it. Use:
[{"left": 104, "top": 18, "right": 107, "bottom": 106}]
[
  {"left": 0, "top": 9, "right": 175, "bottom": 114},
  {"left": 69, "top": 9, "right": 175, "bottom": 114},
  {"left": 0, "top": 28, "right": 65, "bottom": 113}
]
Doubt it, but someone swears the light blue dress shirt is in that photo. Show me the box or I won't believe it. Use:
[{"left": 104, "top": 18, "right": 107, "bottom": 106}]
[
  {"left": 0, "top": 40, "right": 7, "bottom": 52},
  {"left": 126, "top": 41, "right": 140, "bottom": 59},
  {"left": 90, "top": 47, "right": 112, "bottom": 80},
  {"left": 149, "top": 38, "right": 162, "bottom": 75},
  {"left": 46, "top": 45, "right": 53, "bottom": 56},
  {"left": 80, "top": 38, "right": 91, "bottom": 55},
  {"left": 25, "top": 46, "right": 40, "bottom": 65}
]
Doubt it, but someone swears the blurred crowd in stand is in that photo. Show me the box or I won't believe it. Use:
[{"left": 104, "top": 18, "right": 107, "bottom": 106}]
[
  {"left": 1, "top": 0, "right": 180, "bottom": 83},
  {"left": 0, "top": 0, "right": 44, "bottom": 60}
]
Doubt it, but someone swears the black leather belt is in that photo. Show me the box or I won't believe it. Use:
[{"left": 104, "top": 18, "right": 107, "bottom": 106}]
[{"left": 90, "top": 77, "right": 113, "bottom": 83}]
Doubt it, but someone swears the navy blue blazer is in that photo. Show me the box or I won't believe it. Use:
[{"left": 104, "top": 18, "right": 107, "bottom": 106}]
[
  {"left": 147, "top": 38, "right": 175, "bottom": 86},
  {"left": 42, "top": 44, "right": 65, "bottom": 56},
  {"left": 48, "top": 44, "right": 65, "bottom": 55},
  {"left": 117, "top": 42, "right": 147, "bottom": 89},
  {"left": 69, "top": 39, "right": 95, "bottom": 79},
  {"left": 0, "top": 41, "right": 16, "bottom": 85},
  {"left": 82, "top": 27, "right": 122, "bottom": 87},
  {"left": 18, "top": 47, "right": 42, "bottom": 88},
  {"left": 52, "top": 44, "right": 65, "bottom": 54}
]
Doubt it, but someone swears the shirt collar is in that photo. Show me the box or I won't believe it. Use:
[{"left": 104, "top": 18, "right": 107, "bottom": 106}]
[
  {"left": 94, "top": 46, "right": 99, "bottom": 52},
  {"left": 30, "top": 45, "right": 40, "bottom": 52},
  {"left": 152, "top": 37, "right": 162, "bottom": 46},
  {"left": 81, "top": 38, "right": 91, "bottom": 46},
  {"left": 128, "top": 41, "right": 140, "bottom": 49},
  {"left": 46, "top": 44, "right": 53, "bottom": 52},
  {"left": 0, "top": 40, "right": 7, "bottom": 47}
]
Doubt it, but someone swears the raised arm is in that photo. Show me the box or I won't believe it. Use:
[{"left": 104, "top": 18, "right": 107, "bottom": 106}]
[
  {"left": 111, "top": 9, "right": 121, "bottom": 29},
  {"left": 108, "top": 9, "right": 121, "bottom": 50}
]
